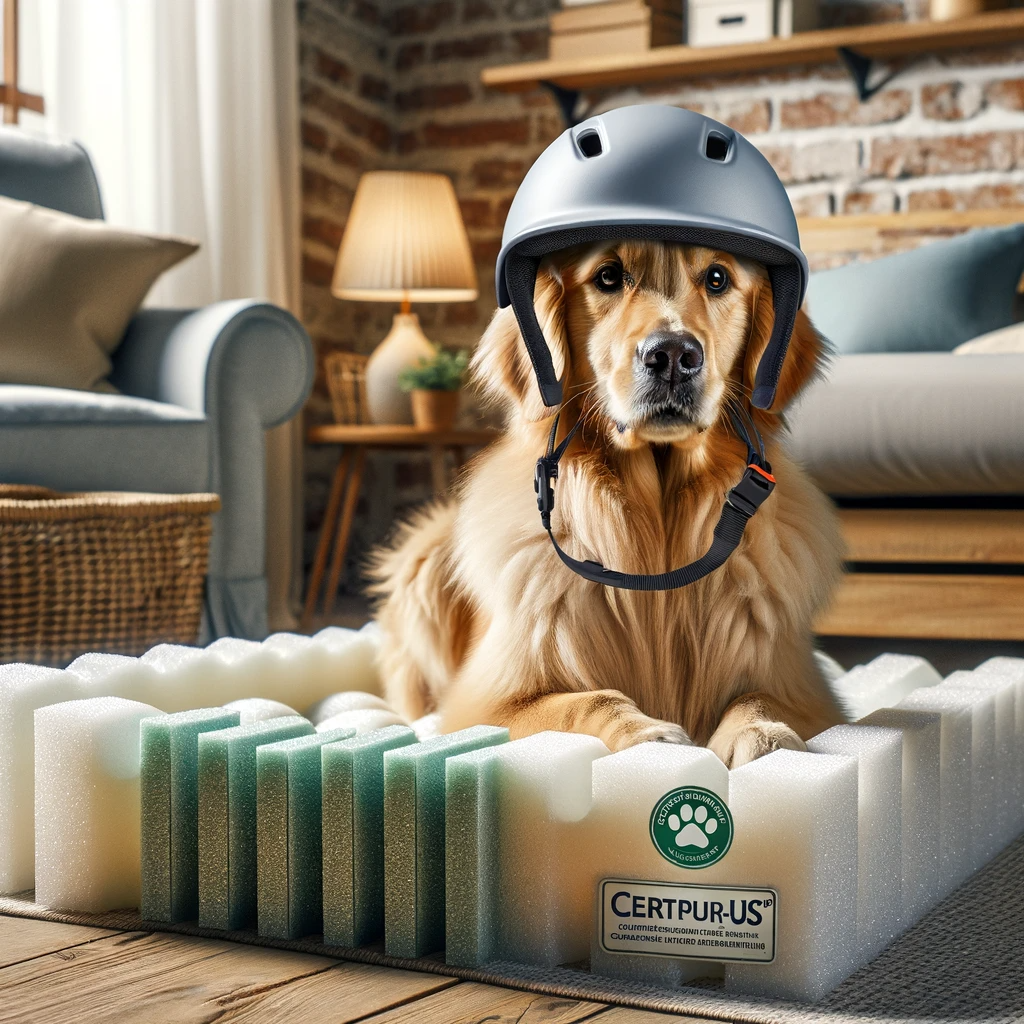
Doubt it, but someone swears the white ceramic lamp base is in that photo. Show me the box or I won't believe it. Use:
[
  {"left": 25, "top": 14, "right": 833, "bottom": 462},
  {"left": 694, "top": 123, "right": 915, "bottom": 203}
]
[{"left": 365, "top": 313, "right": 436, "bottom": 425}]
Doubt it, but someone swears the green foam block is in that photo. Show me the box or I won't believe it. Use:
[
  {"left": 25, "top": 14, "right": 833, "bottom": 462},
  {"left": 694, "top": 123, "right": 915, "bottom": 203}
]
[
  {"left": 444, "top": 745, "right": 504, "bottom": 967},
  {"left": 198, "top": 715, "right": 313, "bottom": 931},
  {"left": 321, "top": 724, "right": 418, "bottom": 948},
  {"left": 255, "top": 726, "right": 355, "bottom": 940},
  {"left": 140, "top": 708, "right": 240, "bottom": 923},
  {"left": 383, "top": 725, "right": 508, "bottom": 958}
]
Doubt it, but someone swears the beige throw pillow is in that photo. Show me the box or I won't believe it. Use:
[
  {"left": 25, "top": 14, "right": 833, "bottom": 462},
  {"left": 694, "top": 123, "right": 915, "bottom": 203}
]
[
  {"left": 953, "top": 321, "right": 1024, "bottom": 355},
  {"left": 0, "top": 195, "right": 198, "bottom": 392}
]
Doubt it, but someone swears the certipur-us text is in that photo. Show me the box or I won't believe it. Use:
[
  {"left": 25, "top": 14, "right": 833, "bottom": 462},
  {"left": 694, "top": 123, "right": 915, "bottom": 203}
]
[{"left": 599, "top": 879, "right": 777, "bottom": 963}]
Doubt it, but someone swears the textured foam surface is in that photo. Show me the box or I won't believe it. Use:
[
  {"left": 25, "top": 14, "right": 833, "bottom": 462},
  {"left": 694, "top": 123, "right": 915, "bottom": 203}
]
[
  {"left": 444, "top": 745, "right": 504, "bottom": 969},
  {"left": 321, "top": 725, "right": 418, "bottom": 948},
  {"left": 897, "top": 688, "right": 976, "bottom": 892},
  {"left": 859, "top": 707, "right": 942, "bottom": 925},
  {"left": 445, "top": 731, "right": 616, "bottom": 971},
  {"left": 312, "top": 625, "right": 383, "bottom": 697},
  {"left": 808, "top": 725, "right": 903, "bottom": 966},
  {"left": 946, "top": 666, "right": 1022, "bottom": 847},
  {"left": 724, "top": 749, "right": 858, "bottom": 1003},
  {"left": 490, "top": 732, "right": 611, "bottom": 969},
  {"left": 197, "top": 716, "right": 313, "bottom": 930},
  {"left": 585, "top": 744, "right": 729, "bottom": 986},
  {"left": 141, "top": 644, "right": 241, "bottom": 711},
  {"left": 35, "top": 697, "right": 160, "bottom": 912},
  {"left": 224, "top": 698, "right": 301, "bottom": 725},
  {"left": 974, "top": 657, "right": 1024, "bottom": 837},
  {"left": 932, "top": 681, "right": 1000, "bottom": 866},
  {"left": 833, "top": 654, "right": 941, "bottom": 721},
  {"left": 66, "top": 653, "right": 166, "bottom": 707},
  {"left": 383, "top": 725, "right": 508, "bottom": 958},
  {"left": 316, "top": 708, "right": 406, "bottom": 735},
  {"left": 255, "top": 726, "right": 355, "bottom": 940},
  {"left": 0, "top": 664, "right": 84, "bottom": 894},
  {"left": 140, "top": 708, "right": 240, "bottom": 922},
  {"left": 306, "top": 691, "right": 392, "bottom": 725}
]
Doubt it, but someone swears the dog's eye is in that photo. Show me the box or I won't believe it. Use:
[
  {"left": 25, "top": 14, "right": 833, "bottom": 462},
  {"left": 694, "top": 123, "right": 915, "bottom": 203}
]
[
  {"left": 593, "top": 263, "right": 624, "bottom": 293},
  {"left": 704, "top": 265, "right": 729, "bottom": 294}
]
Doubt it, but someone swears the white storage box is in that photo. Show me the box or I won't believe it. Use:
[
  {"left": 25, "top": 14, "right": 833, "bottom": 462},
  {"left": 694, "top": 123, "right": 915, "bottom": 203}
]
[{"left": 687, "top": 0, "right": 772, "bottom": 46}]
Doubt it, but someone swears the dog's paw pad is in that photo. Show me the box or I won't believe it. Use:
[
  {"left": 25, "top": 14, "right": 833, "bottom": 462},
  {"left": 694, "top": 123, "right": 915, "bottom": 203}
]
[{"left": 667, "top": 803, "right": 718, "bottom": 849}]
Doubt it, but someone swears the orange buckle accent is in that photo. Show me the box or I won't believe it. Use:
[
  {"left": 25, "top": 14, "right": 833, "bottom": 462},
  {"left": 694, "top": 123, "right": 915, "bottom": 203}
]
[{"left": 748, "top": 463, "right": 776, "bottom": 484}]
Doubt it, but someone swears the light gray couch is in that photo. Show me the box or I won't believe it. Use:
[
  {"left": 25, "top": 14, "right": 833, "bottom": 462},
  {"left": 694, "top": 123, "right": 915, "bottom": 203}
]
[{"left": 0, "top": 128, "right": 314, "bottom": 641}]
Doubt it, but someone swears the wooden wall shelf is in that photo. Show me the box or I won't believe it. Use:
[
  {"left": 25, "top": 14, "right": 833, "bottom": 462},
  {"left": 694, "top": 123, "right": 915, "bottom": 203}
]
[{"left": 481, "top": 8, "right": 1024, "bottom": 115}]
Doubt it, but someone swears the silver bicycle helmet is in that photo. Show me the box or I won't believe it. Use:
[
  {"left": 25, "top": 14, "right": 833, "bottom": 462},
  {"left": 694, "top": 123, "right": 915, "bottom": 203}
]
[{"left": 496, "top": 103, "right": 808, "bottom": 411}]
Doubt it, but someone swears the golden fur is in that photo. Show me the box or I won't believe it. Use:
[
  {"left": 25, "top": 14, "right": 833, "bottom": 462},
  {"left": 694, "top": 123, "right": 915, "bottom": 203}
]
[{"left": 371, "top": 241, "right": 846, "bottom": 767}]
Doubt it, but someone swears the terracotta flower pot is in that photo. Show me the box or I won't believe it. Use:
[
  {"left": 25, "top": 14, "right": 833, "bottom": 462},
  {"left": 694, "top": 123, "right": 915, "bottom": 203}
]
[{"left": 410, "top": 389, "right": 459, "bottom": 431}]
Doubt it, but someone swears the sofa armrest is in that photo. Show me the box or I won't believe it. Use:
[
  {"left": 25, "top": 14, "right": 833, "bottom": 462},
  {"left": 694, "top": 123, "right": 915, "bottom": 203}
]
[
  {"left": 110, "top": 300, "right": 314, "bottom": 639},
  {"left": 110, "top": 299, "right": 313, "bottom": 428}
]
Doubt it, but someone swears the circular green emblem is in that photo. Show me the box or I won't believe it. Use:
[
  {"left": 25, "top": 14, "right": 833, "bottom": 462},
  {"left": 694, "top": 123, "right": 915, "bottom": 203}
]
[{"left": 650, "top": 786, "right": 733, "bottom": 868}]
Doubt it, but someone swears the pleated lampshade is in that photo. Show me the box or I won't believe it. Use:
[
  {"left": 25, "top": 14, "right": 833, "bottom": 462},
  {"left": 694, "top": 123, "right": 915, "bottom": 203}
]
[{"left": 332, "top": 171, "right": 478, "bottom": 303}]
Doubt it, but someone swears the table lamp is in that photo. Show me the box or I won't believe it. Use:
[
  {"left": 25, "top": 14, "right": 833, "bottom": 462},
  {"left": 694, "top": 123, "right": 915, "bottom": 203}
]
[{"left": 332, "top": 171, "right": 478, "bottom": 424}]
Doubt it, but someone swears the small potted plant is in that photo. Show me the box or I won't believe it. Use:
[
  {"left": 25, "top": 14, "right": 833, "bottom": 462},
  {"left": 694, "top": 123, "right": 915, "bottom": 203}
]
[{"left": 398, "top": 345, "right": 469, "bottom": 431}]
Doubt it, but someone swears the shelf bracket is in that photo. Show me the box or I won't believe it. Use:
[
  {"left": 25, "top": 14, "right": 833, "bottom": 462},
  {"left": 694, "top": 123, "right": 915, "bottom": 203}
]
[
  {"left": 542, "top": 81, "right": 585, "bottom": 127},
  {"left": 837, "top": 46, "right": 898, "bottom": 102}
]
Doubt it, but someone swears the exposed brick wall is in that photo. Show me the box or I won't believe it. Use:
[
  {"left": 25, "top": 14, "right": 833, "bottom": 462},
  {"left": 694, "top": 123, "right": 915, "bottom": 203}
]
[{"left": 297, "top": 0, "right": 1024, "bottom": 598}]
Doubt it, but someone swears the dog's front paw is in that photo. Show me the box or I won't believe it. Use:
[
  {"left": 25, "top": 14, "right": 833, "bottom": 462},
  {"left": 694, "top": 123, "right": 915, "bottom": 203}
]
[
  {"left": 611, "top": 718, "right": 692, "bottom": 752},
  {"left": 709, "top": 721, "right": 804, "bottom": 769}
]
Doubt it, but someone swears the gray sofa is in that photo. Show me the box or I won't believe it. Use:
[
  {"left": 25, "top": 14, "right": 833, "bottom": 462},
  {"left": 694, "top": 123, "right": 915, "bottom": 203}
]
[{"left": 0, "top": 129, "right": 314, "bottom": 641}]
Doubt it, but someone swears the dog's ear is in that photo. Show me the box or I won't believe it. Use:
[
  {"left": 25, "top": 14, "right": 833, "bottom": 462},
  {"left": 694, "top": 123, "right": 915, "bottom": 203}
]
[
  {"left": 471, "top": 267, "right": 569, "bottom": 422},
  {"left": 743, "top": 282, "right": 825, "bottom": 414}
]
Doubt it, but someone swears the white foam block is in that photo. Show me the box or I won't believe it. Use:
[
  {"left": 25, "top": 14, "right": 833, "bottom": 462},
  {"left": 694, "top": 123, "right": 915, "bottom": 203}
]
[
  {"left": 35, "top": 696, "right": 160, "bottom": 911},
  {"left": 306, "top": 691, "right": 392, "bottom": 725},
  {"left": 224, "top": 698, "right": 301, "bottom": 725},
  {"left": 0, "top": 665, "right": 84, "bottom": 893},
  {"left": 833, "top": 654, "right": 941, "bottom": 721},
  {"left": 944, "top": 669, "right": 1018, "bottom": 850},
  {"left": 67, "top": 653, "right": 172, "bottom": 709},
  {"left": 897, "top": 688, "right": 976, "bottom": 892},
  {"left": 931, "top": 680, "right": 999, "bottom": 867},
  {"left": 312, "top": 626, "right": 383, "bottom": 697},
  {"left": 724, "top": 750, "right": 858, "bottom": 1003},
  {"left": 586, "top": 744, "right": 730, "bottom": 987},
  {"left": 316, "top": 708, "right": 406, "bottom": 735},
  {"left": 480, "top": 732, "right": 609, "bottom": 967},
  {"left": 972, "top": 658, "right": 1024, "bottom": 839},
  {"left": 204, "top": 638, "right": 286, "bottom": 703},
  {"left": 808, "top": 725, "right": 903, "bottom": 966},
  {"left": 141, "top": 644, "right": 239, "bottom": 712},
  {"left": 859, "top": 708, "right": 942, "bottom": 925}
]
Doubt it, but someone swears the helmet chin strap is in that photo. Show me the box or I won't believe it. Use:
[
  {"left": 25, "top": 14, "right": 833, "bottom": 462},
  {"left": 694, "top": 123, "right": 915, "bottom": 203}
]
[{"left": 533, "top": 401, "right": 775, "bottom": 591}]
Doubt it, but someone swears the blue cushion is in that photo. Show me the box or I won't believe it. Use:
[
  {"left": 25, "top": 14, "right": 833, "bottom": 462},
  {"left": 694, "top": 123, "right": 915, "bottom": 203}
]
[
  {"left": 0, "top": 384, "right": 209, "bottom": 494},
  {"left": 805, "top": 224, "right": 1024, "bottom": 355}
]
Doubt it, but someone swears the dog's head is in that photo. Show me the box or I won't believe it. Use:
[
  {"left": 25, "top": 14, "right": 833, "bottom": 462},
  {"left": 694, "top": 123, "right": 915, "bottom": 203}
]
[{"left": 474, "top": 241, "right": 823, "bottom": 446}]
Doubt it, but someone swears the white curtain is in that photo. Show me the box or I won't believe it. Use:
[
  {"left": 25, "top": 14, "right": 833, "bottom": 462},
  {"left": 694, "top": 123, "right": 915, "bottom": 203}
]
[{"left": 19, "top": 0, "right": 304, "bottom": 632}]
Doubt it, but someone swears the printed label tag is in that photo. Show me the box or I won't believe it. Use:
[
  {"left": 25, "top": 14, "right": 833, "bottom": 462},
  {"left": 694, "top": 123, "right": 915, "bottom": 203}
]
[{"left": 599, "top": 879, "right": 777, "bottom": 963}]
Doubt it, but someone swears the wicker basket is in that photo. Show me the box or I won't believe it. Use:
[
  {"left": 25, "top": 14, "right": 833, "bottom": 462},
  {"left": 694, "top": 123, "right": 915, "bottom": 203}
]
[
  {"left": 0, "top": 486, "right": 220, "bottom": 666},
  {"left": 324, "top": 350, "right": 369, "bottom": 424}
]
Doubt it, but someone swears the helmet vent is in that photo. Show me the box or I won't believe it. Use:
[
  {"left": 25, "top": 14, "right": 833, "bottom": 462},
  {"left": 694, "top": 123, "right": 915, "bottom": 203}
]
[
  {"left": 576, "top": 130, "right": 603, "bottom": 158},
  {"left": 705, "top": 132, "right": 730, "bottom": 161}
]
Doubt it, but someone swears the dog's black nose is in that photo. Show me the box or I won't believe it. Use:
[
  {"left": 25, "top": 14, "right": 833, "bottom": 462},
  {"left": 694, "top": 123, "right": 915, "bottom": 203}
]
[{"left": 638, "top": 331, "right": 704, "bottom": 383}]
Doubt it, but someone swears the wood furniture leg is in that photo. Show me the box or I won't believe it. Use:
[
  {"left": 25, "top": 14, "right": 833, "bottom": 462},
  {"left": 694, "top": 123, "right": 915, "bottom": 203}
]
[
  {"left": 301, "top": 447, "right": 351, "bottom": 632},
  {"left": 324, "top": 446, "right": 367, "bottom": 617}
]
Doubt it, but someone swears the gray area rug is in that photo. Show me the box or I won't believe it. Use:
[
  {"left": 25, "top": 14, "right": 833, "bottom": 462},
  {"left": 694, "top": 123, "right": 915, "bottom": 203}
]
[{"left": 2, "top": 835, "right": 1022, "bottom": 1024}]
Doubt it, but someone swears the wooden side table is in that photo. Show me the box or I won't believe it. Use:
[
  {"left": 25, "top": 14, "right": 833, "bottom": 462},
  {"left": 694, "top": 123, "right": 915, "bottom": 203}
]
[{"left": 302, "top": 424, "right": 499, "bottom": 631}]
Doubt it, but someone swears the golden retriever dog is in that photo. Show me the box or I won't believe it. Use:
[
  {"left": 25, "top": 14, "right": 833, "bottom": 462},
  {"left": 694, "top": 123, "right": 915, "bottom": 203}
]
[{"left": 371, "top": 241, "right": 846, "bottom": 767}]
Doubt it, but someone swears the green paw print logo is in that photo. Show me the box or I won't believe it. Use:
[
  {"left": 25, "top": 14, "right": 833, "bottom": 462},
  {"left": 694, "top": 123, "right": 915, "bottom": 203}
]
[{"left": 650, "top": 787, "right": 733, "bottom": 868}]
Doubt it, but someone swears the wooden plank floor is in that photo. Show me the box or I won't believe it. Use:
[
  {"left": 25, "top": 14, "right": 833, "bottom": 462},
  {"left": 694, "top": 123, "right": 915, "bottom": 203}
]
[{"left": 0, "top": 915, "right": 719, "bottom": 1024}]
